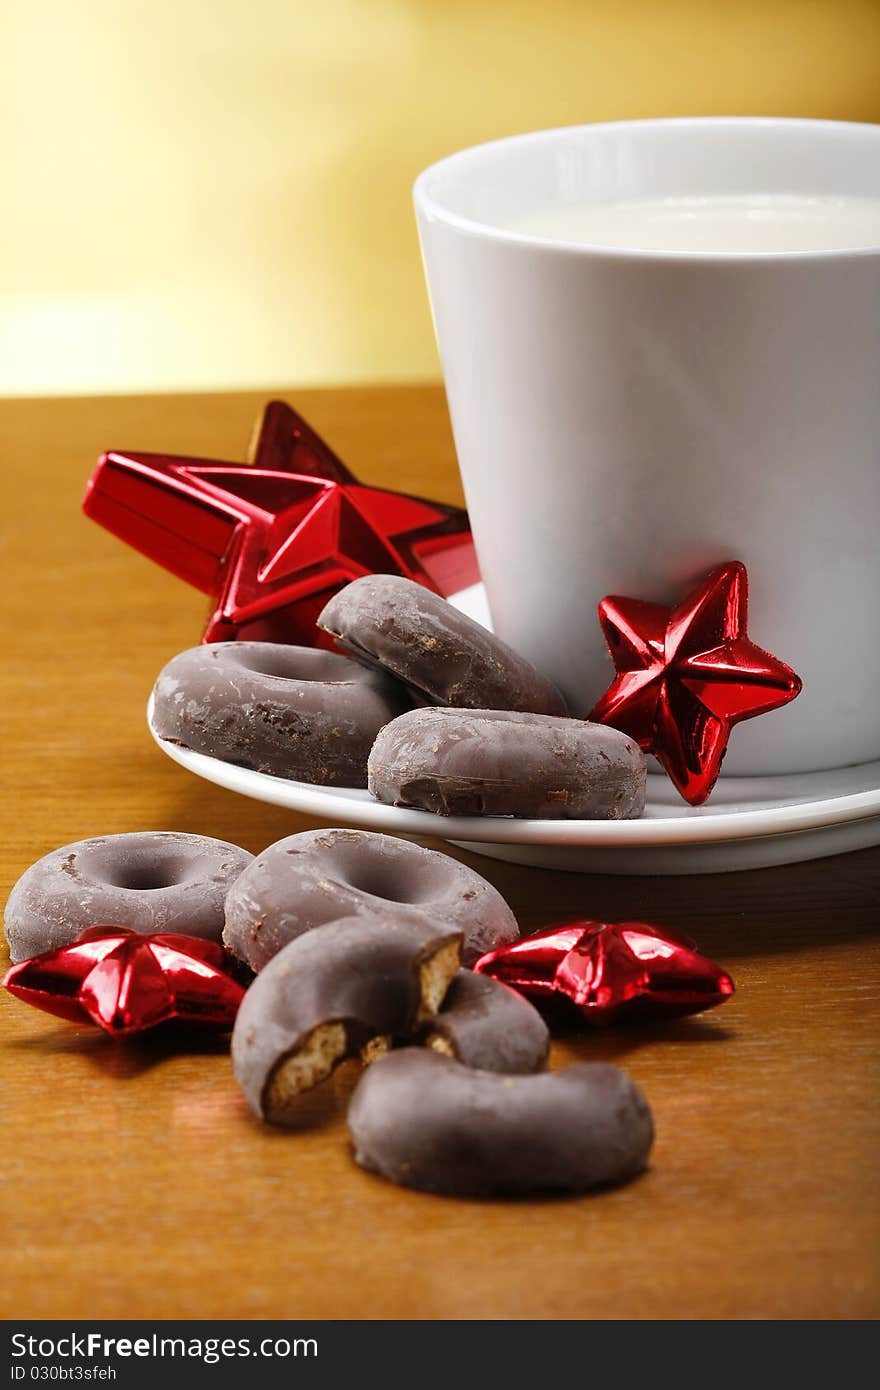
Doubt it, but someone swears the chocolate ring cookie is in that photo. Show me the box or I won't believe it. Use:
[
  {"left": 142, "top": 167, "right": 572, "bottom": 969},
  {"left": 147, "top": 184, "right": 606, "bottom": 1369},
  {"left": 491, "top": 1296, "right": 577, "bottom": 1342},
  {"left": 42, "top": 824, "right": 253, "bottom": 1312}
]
[
  {"left": 421, "top": 969, "right": 549, "bottom": 1074},
  {"left": 318, "top": 575, "right": 566, "bottom": 715},
  {"left": 348, "top": 1050, "right": 654, "bottom": 1197},
  {"left": 232, "top": 916, "right": 462, "bottom": 1124},
  {"left": 368, "top": 707, "right": 646, "bottom": 819},
  {"left": 151, "top": 641, "right": 409, "bottom": 787},
  {"left": 4, "top": 831, "right": 253, "bottom": 963},
  {"left": 223, "top": 828, "right": 519, "bottom": 971}
]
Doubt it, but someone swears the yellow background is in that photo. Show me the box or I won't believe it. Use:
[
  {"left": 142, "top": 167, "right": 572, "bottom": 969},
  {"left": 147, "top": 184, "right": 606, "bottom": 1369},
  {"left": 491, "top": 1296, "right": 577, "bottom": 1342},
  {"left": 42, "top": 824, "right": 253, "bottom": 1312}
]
[{"left": 3, "top": 0, "right": 879, "bottom": 396}]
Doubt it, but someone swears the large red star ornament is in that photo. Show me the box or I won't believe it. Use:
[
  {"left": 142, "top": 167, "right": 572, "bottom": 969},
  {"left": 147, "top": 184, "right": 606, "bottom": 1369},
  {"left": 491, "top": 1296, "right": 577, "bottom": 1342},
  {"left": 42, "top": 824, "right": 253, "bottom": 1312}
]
[
  {"left": 3, "top": 927, "right": 245, "bottom": 1036},
  {"left": 474, "top": 921, "right": 734, "bottom": 1025},
  {"left": 588, "top": 561, "right": 802, "bottom": 804},
  {"left": 83, "top": 400, "right": 478, "bottom": 646}
]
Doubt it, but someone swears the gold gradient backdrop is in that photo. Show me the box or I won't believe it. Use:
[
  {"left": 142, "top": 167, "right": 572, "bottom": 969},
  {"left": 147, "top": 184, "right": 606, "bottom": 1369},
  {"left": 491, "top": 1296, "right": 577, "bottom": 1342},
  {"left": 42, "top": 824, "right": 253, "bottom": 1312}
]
[{"left": 3, "top": 0, "right": 879, "bottom": 395}]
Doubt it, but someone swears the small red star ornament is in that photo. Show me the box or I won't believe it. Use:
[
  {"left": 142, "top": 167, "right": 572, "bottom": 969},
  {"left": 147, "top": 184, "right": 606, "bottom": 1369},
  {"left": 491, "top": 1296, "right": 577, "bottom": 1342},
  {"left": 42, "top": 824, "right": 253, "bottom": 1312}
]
[
  {"left": 589, "top": 561, "right": 802, "bottom": 804},
  {"left": 3, "top": 926, "right": 245, "bottom": 1037},
  {"left": 474, "top": 920, "right": 734, "bottom": 1025},
  {"left": 83, "top": 400, "right": 477, "bottom": 647}
]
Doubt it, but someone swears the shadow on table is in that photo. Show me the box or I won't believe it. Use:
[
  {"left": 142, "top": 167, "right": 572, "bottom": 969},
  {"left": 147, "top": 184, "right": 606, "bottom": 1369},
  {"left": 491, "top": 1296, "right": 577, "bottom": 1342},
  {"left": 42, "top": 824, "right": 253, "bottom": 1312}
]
[
  {"left": 549, "top": 1010, "right": 736, "bottom": 1064},
  {"left": 442, "top": 844, "right": 880, "bottom": 961},
  {"left": 6, "top": 1021, "right": 233, "bottom": 1079}
]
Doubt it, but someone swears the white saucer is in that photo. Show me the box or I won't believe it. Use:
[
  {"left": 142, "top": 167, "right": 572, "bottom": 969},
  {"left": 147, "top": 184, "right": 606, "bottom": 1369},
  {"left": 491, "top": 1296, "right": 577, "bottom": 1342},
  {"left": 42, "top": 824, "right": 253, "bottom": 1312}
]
[
  {"left": 149, "top": 712, "right": 880, "bottom": 872},
  {"left": 147, "top": 586, "right": 880, "bottom": 882}
]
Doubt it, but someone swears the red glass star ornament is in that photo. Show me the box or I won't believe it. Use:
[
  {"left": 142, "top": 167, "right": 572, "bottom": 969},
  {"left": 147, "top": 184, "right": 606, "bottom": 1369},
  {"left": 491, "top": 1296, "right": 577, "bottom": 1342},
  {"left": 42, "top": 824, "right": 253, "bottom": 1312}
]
[
  {"left": 588, "top": 561, "right": 802, "bottom": 804},
  {"left": 474, "top": 920, "right": 734, "bottom": 1025},
  {"left": 83, "top": 400, "right": 478, "bottom": 646},
  {"left": 3, "top": 926, "right": 245, "bottom": 1036}
]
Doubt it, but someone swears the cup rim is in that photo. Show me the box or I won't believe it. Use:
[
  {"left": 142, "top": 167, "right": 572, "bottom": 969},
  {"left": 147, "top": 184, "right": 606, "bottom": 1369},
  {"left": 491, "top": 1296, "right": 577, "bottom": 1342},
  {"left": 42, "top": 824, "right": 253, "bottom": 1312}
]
[{"left": 413, "top": 116, "right": 880, "bottom": 263}]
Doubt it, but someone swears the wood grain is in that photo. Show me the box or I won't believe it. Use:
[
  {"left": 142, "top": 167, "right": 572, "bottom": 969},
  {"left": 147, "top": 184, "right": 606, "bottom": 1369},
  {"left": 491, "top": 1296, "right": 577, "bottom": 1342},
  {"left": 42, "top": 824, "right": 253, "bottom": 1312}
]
[{"left": 1, "top": 388, "right": 878, "bottom": 1321}]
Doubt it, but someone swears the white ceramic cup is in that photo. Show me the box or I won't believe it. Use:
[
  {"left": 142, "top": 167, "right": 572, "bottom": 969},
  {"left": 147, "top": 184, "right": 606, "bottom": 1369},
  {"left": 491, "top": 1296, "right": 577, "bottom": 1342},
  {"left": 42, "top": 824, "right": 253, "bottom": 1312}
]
[{"left": 414, "top": 117, "right": 880, "bottom": 776}]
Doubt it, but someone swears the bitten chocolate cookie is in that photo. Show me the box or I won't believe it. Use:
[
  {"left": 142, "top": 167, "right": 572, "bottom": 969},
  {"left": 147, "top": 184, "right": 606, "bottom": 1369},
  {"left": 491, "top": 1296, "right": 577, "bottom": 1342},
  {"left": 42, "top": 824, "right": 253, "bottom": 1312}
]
[
  {"left": 368, "top": 707, "right": 646, "bottom": 819},
  {"left": 232, "top": 916, "right": 462, "bottom": 1124},
  {"left": 223, "top": 828, "right": 519, "bottom": 970},
  {"left": 151, "top": 641, "right": 409, "bottom": 787},
  {"left": 348, "top": 1050, "right": 654, "bottom": 1197},
  {"left": 3, "top": 832, "right": 253, "bottom": 963},
  {"left": 421, "top": 969, "right": 549, "bottom": 1073},
  {"left": 318, "top": 575, "right": 566, "bottom": 715}
]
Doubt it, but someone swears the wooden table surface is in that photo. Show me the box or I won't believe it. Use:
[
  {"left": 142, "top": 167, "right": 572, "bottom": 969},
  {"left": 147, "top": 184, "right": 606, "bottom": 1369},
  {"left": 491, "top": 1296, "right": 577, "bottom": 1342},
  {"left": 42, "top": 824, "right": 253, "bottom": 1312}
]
[{"left": 2, "top": 387, "right": 878, "bottom": 1322}]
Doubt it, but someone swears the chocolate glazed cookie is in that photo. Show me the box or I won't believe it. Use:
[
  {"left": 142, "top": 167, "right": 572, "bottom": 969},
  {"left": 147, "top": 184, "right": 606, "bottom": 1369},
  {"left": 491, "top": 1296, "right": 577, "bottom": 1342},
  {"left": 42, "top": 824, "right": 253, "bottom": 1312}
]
[
  {"left": 421, "top": 969, "right": 549, "bottom": 1073},
  {"left": 151, "top": 641, "right": 409, "bottom": 787},
  {"left": 318, "top": 574, "right": 566, "bottom": 715},
  {"left": 232, "top": 916, "right": 462, "bottom": 1124},
  {"left": 348, "top": 1050, "right": 654, "bottom": 1197},
  {"left": 369, "top": 707, "right": 646, "bottom": 819},
  {"left": 223, "top": 828, "right": 519, "bottom": 971},
  {"left": 4, "top": 832, "right": 253, "bottom": 962}
]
